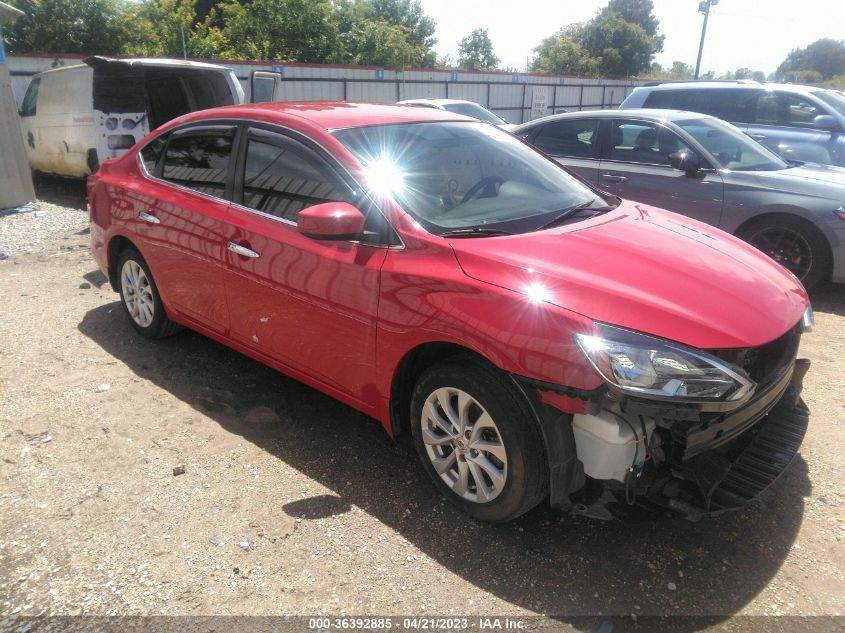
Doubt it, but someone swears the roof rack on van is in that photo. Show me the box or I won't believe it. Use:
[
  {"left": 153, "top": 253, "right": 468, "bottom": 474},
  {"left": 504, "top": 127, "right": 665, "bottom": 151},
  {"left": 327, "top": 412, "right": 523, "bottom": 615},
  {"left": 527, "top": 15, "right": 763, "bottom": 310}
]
[{"left": 642, "top": 79, "right": 763, "bottom": 87}]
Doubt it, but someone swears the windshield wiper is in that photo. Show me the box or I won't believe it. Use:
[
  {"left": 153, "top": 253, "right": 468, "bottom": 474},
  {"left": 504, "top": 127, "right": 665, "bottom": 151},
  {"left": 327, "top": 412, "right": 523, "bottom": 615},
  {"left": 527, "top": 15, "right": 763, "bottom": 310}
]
[
  {"left": 535, "top": 199, "right": 614, "bottom": 231},
  {"left": 440, "top": 227, "right": 515, "bottom": 238}
]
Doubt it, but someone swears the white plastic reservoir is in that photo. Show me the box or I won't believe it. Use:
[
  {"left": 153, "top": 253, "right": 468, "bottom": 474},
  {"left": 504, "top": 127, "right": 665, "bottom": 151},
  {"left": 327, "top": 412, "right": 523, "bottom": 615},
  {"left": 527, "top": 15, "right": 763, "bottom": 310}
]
[{"left": 572, "top": 410, "right": 655, "bottom": 483}]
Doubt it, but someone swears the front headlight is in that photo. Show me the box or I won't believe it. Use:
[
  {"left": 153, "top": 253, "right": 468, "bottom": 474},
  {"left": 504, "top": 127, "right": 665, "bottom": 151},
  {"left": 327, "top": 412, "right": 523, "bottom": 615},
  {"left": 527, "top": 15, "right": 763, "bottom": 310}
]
[{"left": 574, "top": 324, "right": 756, "bottom": 404}]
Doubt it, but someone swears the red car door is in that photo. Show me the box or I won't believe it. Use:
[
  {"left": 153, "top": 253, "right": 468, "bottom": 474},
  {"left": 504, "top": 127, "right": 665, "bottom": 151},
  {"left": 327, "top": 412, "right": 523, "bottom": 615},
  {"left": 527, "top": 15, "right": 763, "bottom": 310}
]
[
  {"left": 223, "top": 126, "right": 388, "bottom": 406},
  {"left": 135, "top": 125, "right": 235, "bottom": 332}
]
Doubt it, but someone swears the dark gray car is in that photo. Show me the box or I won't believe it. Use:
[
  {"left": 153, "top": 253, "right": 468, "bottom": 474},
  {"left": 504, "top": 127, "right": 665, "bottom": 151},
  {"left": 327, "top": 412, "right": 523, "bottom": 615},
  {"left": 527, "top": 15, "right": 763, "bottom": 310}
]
[
  {"left": 620, "top": 81, "right": 845, "bottom": 167},
  {"left": 513, "top": 109, "right": 845, "bottom": 289}
]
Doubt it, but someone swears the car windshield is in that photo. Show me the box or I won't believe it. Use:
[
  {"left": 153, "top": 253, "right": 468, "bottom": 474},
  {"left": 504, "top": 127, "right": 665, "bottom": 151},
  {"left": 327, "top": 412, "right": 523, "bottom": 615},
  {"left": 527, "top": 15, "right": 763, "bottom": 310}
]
[
  {"left": 814, "top": 90, "right": 845, "bottom": 118},
  {"left": 674, "top": 117, "right": 789, "bottom": 171},
  {"left": 333, "top": 121, "right": 605, "bottom": 235},
  {"left": 442, "top": 102, "right": 507, "bottom": 125}
]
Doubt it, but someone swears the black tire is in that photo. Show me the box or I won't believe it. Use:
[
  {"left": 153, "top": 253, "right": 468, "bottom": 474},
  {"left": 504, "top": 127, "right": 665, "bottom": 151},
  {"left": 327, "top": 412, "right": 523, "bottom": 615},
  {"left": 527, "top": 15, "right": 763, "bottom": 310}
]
[
  {"left": 410, "top": 356, "right": 548, "bottom": 523},
  {"left": 738, "top": 216, "right": 830, "bottom": 290},
  {"left": 116, "top": 247, "right": 181, "bottom": 339}
]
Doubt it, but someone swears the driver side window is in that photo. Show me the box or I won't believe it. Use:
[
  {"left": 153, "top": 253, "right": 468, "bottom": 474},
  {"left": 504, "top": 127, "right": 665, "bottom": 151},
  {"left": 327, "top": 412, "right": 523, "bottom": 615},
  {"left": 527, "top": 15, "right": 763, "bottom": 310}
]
[{"left": 609, "top": 120, "right": 694, "bottom": 166}]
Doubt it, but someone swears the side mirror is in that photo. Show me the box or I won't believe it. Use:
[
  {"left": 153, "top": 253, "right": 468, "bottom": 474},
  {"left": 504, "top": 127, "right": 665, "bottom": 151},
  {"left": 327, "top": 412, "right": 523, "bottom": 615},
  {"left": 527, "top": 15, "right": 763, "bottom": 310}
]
[
  {"left": 297, "top": 202, "right": 366, "bottom": 240},
  {"left": 668, "top": 150, "right": 701, "bottom": 174},
  {"left": 812, "top": 114, "right": 840, "bottom": 131}
]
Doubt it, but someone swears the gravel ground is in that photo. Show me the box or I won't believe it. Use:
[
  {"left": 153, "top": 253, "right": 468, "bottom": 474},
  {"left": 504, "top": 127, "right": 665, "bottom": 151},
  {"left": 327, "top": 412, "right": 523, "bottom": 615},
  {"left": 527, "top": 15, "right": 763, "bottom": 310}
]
[{"left": 0, "top": 179, "right": 843, "bottom": 628}]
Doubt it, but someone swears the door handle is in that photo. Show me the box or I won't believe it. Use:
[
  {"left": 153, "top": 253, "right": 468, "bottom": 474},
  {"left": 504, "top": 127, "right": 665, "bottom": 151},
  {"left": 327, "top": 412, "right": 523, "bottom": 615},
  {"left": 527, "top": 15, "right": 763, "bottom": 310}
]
[
  {"left": 227, "top": 242, "right": 260, "bottom": 258},
  {"left": 138, "top": 210, "right": 161, "bottom": 224},
  {"left": 602, "top": 174, "right": 629, "bottom": 183}
]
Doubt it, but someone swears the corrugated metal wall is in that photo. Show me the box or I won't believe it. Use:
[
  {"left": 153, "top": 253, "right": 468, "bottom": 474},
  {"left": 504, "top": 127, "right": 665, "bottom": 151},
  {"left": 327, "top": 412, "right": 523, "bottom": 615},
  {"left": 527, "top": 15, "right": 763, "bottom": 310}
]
[{"left": 7, "top": 55, "right": 642, "bottom": 124}]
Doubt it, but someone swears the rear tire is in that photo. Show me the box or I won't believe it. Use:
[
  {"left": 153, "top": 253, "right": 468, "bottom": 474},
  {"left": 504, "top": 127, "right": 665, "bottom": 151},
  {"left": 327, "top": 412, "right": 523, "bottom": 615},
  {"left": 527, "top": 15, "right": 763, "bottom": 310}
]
[
  {"left": 410, "top": 356, "right": 548, "bottom": 523},
  {"left": 116, "top": 247, "right": 180, "bottom": 339},
  {"left": 738, "top": 216, "right": 830, "bottom": 290}
]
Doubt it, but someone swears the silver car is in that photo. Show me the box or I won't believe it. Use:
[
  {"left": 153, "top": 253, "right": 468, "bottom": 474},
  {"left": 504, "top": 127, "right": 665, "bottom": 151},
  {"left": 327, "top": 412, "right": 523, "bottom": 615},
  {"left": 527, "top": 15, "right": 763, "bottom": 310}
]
[{"left": 513, "top": 109, "right": 845, "bottom": 289}]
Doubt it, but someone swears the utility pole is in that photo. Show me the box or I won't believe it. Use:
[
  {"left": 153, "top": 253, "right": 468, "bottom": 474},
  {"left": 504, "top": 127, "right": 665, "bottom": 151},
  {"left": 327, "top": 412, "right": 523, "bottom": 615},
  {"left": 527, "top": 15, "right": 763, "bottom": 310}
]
[{"left": 694, "top": 0, "right": 719, "bottom": 79}]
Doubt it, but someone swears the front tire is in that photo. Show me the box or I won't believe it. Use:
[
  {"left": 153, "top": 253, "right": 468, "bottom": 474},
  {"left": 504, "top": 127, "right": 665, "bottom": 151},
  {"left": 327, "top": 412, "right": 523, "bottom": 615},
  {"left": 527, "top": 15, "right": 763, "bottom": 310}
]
[
  {"left": 738, "top": 216, "right": 830, "bottom": 290},
  {"left": 116, "top": 247, "right": 180, "bottom": 339},
  {"left": 410, "top": 356, "right": 548, "bottom": 522}
]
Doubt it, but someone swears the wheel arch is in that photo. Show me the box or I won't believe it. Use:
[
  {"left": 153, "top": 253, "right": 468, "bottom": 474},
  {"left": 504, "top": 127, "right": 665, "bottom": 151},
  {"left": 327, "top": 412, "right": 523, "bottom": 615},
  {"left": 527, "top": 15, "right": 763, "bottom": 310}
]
[
  {"left": 388, "top": 342, "right": 497, "bottom": 439},
  {"left": 106, "top": 234, "right": 139, "bottom": 292},
  {"left": 735, "top": 209, "right": 834, "bottom": 281}
]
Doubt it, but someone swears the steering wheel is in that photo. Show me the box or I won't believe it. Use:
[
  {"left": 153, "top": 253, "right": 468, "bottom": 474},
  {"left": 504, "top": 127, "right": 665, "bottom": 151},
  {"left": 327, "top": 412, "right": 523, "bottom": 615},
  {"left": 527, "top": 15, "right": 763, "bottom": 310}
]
[{"left": 461, "top": 176, "right": 505, "bottom": 204}]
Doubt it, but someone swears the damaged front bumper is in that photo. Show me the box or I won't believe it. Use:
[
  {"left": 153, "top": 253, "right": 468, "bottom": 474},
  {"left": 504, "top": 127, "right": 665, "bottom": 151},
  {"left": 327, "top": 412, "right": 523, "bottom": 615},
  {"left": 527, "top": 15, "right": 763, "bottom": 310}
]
[{"left": 521, "top": 351, "right": 811, "bottom": 521}]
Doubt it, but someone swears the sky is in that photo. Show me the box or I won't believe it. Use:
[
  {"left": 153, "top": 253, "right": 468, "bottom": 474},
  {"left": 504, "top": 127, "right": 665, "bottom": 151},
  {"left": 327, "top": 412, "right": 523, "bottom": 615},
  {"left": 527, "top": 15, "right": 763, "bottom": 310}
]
[{"left": 422, "top": 0, "right": 845, "bottom": 76}]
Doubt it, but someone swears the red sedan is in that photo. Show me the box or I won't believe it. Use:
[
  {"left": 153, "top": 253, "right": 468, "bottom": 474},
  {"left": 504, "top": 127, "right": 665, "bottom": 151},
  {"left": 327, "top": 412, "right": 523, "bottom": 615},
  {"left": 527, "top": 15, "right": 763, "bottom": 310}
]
[{"left": 88, "top": 102, "right": 812, "bottom": 522}]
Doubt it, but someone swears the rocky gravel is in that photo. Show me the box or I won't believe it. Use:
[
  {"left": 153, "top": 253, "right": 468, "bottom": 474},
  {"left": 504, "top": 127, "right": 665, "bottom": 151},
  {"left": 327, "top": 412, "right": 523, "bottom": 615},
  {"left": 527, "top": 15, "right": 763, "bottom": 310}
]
[{"left": 0, "top": 180, "right": 843, "bottom": 628}]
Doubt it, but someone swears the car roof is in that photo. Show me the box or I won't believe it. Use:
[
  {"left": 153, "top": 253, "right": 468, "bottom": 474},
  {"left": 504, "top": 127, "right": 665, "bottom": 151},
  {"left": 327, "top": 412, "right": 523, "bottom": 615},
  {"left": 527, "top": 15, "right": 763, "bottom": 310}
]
[
  {"left": 513, "top": 108, "right": 711, "bottom": 130},
  {"left": 38, "top": 56, "right": 233, "bottom": 75},
  {"left": 637, "top": 81, "right": 824, "bottom": 95},
  {"left": 398, "top": 99, "right": 477, "bottom": 106},
  {"left": 170, "top": 101, "right": 475, "bottom": 131}
]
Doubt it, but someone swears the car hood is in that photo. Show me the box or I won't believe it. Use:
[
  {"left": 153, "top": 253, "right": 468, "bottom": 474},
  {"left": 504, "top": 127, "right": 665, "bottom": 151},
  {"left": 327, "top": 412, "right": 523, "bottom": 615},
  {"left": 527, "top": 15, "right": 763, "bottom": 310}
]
[
  {"left": 449, "top": 202, "right": 808, "bottom": 350},
  {"left": 725, "top": 163, "right": 845, "bottom": 201}
]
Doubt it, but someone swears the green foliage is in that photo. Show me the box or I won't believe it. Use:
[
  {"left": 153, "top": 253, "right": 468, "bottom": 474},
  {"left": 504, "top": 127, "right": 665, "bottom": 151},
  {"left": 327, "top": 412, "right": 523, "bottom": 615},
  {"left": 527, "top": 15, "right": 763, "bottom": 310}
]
[
  {"left": 530, "top": 27, "right": 599, "bottom": 76},
  {"left": 718, "top": 68, "right": 766, "bottom": 82},
  {"left": 4, "top": 0, "right": 131, "bottom": 54},
  {"left": 219, "top": 0, "right": 339, "bottom": 62},
  {"left": 333, "top": 0, "right": 437, "bottom": 67},
  {"left": 530, "top": 0, "right": 661, "bottom": 77},
  {"left": 123, "top": 0, "right": 233, "bottom": 59},
  {"left": 638, "top": 61, "right": 693, "bottom": 81},
  {"left": 457, "top": 28, "right": 499, "bottom": 70},
  {"left": 581, "top": 11, "right": 653, "bottom": 77},
  {"left": 776, "top": 38, "right": 845, "bottom": 82},
  {"left": 600, "top": 0, "right": 664, "bottom": 52}
]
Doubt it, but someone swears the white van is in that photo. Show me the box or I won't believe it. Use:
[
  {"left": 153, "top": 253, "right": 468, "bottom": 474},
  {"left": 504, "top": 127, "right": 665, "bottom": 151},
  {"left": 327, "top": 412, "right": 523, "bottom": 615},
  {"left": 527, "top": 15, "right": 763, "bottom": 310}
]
[{"left": 18, "top": 56, "right": 244, "bottom": 177}]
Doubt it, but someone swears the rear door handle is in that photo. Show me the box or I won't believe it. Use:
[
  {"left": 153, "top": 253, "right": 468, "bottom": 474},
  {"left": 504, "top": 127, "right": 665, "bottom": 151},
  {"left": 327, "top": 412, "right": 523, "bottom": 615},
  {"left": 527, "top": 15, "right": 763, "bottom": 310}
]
[
  {"left": 227, "top": 242, "right": 260, "bottom": 258},
  {"left": 602, "top": 174, "right": 629, "bottom": 183},
  {"left": 138, "top": 210, "right": 160, "bottom": 224}
]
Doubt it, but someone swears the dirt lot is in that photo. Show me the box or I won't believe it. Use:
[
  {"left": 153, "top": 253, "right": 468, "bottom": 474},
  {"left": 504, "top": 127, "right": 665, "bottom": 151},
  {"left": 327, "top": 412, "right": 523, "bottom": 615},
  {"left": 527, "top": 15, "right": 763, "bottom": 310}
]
[{"left": 1, "top": 179, "right": 844, "bottom": 627}]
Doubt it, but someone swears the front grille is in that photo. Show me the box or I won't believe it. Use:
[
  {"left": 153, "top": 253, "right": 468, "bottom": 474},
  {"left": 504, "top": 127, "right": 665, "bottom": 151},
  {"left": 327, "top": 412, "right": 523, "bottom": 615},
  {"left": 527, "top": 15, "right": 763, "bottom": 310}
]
[{"left": 709, "top": 326, "right": 800, "bottom": 389}]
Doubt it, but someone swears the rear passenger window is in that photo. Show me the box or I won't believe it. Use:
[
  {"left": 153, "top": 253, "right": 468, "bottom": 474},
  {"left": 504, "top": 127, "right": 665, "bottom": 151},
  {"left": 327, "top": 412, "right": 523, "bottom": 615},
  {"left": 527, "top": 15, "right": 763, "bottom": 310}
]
[
  {"left": 241, "top": 129, "right": 351, "bottom": 222},
  {"left": 20, "top": 78, "right": 40, "bottom": 117},
  {"left": 533, "top": 119, "right": 598, "bottom": 158},
  {"left": 162, "top": 128, "right": 234, "bottom": 197},
  {"left": 609, "top": 120, "right": 693, "bottom": 166},
  {"left": 140, "top": 134, "right": 169, "bottom": 176},
  {"left": 643, "top": 89, "right": 695, "bottom": 111}
]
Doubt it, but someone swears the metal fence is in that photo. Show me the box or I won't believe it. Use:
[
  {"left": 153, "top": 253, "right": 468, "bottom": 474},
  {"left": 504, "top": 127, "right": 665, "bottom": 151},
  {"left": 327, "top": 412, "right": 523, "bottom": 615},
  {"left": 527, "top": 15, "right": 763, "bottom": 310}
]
[{"left": 6, "top": 54, "right": 642, "bottom": 124}]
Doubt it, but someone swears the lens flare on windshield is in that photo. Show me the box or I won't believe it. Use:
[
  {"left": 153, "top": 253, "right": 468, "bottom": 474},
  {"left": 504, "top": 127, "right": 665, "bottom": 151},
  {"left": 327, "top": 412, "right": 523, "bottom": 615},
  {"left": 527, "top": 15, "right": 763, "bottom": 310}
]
[{"left": 366, "top": 156, "right": 406, "bottom": 197}]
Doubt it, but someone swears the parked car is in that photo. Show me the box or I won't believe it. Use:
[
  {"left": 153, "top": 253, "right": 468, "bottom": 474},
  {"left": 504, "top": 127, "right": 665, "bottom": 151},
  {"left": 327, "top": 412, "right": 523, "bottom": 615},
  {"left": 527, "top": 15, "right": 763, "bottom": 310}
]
[
  {"left": 89, "top": 102, "right": 812, "bottom": 523},
  {"left": 398, "top": 98, "right": 515, "bottom": 129},
  {"left": 620, "top": 81, "right": 845, "bottom": 168},
  {"left": 514, "top": 108, "right": 845, "bottom": 289},
  {"left": 19, "top": 56, "right": 244, "bottom": 178}
]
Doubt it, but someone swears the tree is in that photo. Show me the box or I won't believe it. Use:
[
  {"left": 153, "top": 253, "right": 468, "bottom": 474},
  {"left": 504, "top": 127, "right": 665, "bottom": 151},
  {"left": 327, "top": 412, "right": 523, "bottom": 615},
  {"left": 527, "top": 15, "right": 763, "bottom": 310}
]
[
  {"left": 122, "top": 0, "right": 233, "bottom": 59},
  {"left": 4, "top": 0, "right": 131, "bottom": 55},
  {"left": 457, "top": 28, "right": 499, "bottom": 70},
  {"left": 529, "top": 26, "right": 599, "bottom": 76},
  {"left": 776, "top": 38, "right": 845, "bottom": 81},
  {"left": 530, "top": 0, "right": 660, "bottom": 78},
  {"left": 219, "top": 0, "right": 339, "bottom": 62},
  {"left": 580, "top": 11, "right": 654, "bottom": 77},
  {"left": 638, "top": 60, "right": 693, "bottom": 81},
  {"left": 332, "top": 0, "right": 437, "bottom": 67},
  {"left": 599, "top": 0, "right": 664, "bottom": 52}
]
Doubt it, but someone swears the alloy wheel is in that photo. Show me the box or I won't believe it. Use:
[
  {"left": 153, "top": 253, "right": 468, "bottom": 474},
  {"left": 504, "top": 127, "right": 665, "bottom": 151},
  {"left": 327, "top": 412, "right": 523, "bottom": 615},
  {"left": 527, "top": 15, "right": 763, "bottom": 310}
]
[
  {"left": 746, "top": 226, "right": 813, "bottom": 281},
  {"left": 420, "top": 387, "right": 508, "bottom": 503},
  {"left": 121, "top": 260, "right": 155, "bottom": 328}
]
